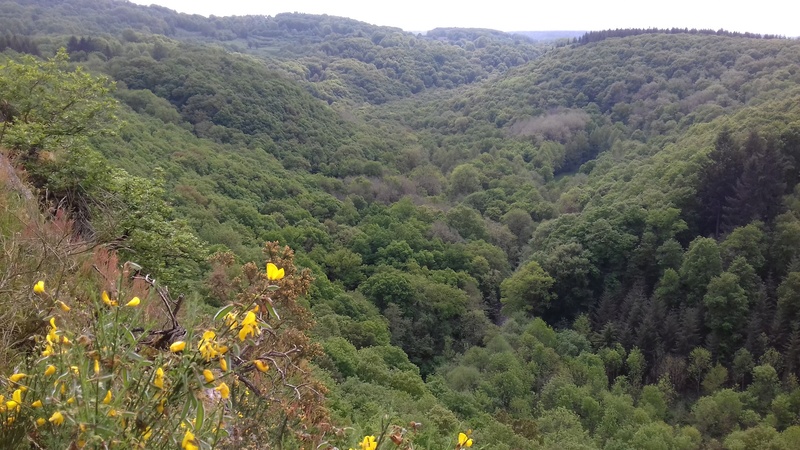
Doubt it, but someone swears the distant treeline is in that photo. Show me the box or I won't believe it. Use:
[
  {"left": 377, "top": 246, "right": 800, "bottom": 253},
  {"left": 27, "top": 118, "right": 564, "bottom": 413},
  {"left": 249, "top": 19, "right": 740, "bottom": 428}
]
[
  {"left": 0, "top": 33, "right": 39, "bottom": 55},
  {"left": 66, "top": 36, "right": 113, "bottom": 59},
  {"left": 573, "top": 28, "right": 787, "bottom": 45}
]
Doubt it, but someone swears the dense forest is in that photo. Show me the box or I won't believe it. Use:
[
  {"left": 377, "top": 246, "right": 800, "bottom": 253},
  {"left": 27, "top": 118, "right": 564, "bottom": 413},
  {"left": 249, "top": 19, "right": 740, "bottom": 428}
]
[{"left": 2, "top": 0, "right": 800, "bottom": 448}]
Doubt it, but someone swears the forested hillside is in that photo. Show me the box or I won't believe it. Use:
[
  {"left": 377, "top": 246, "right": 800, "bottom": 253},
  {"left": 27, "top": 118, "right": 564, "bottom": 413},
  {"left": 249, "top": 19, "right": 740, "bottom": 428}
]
[{"left": 3, "top": 1, "right": 800, "bottom": 448}]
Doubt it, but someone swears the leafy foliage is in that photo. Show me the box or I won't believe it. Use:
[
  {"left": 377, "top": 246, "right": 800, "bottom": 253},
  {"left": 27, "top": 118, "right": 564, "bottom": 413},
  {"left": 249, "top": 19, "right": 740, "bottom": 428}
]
[{"left": 4, "top": 2, "right": 800, "bottom": 448}]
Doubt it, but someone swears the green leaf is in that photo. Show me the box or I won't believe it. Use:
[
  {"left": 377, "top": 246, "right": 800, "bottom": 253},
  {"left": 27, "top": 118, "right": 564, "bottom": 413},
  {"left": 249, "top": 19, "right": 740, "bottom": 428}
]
[
  {"left": 213, "top": 305, "right": 235, "bottom": 322},
  {"left": 195, "top": 397, "right": 205, "bottom": 431},
  {"left": 179, "top": 389, "right": 194, "bottom": 427},
  {"left": 120, "top": 367, "right": 129, "bottom": 388},
  {"left": 127, "top": 352, "right": 146, "bottom": 363},
  {"left": 123, "top": 327, "right": 137, "bottom": 346},
  {"left": 264, "top": 300, "right": 280, "bottom": 321}
]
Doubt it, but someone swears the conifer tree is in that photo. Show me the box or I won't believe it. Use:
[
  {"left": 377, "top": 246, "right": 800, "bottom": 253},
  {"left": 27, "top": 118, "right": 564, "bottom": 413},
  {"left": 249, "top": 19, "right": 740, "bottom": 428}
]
[
  {"left": 724, "top": 133, "right": 786, "bottom": 229},
  {"left": 677, "top": 306, "right": 704, "bottom": 354},
  {"left": 783, "top": 324, "right": 800, "bottom": 377},
  {"left": 696, "top": 129, "right": 743, "bottom": 237},
  {"left": 775, "top": 272, "right": 800, "bottom": 348}
]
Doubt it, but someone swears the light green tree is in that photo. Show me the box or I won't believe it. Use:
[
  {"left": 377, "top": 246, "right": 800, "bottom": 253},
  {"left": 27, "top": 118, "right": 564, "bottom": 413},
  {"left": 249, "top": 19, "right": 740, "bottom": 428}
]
[
  {"left": 688, "top": 347, "right": 712, "bottom": 395},
  {"left": 500, "top": 260, "right": 555, "bottom": 315},
  {"left": 0, "top": 48, "right": 117, "bottom": 156},
  {"left": 703, "top": 272, "right": 748, "bottom": 358},
  {"left": 680, "top": 237, "right": 722, "bottom": 305}
]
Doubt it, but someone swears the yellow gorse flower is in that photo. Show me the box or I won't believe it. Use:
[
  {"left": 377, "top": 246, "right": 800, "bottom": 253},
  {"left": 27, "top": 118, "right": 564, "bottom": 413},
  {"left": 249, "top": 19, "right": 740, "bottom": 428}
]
[
  {"left": 102, "top": 390, "right": 112, "bottom": 404},
  {"left": 202, "top": 369, "right": 214, "bottom": 383},
  {"left": 153, "top": 367, "right": 165, "bottom": 389},
  {"left": 219, "top": 357, "right": 228, "bottom": 372},
  {"left": 266, "top": 262, "right": 285, "bottom": 281},
  {"left": 125, "top": 296, "right": 140, "bottom": 307},
  {"left": 198, "top": 330, "right": 227, "bottom": 361},
  {"left": 56, "top": 300, "right": 71, "bottom": 312},
  {"left": 170, "top": 341, "right": 186, "bottom": 352},
  {"left": 43, "top": 317, "right": 71, "bottom": 352},
  {"left": 458, "top": 431, "right": 473, "bottom": 448},
  {"left": 34, "top": 280, "right": 45, "bottom": 294},
  {"left": 102, "top": 291, "right": 118, "bottom": 307},
  {"left": 49, "top": 411, "right": 64, "bottom": 425},
  {"left": 46, "top": 318, "right": 57, "bottom": 340},
  {"left": 44, "top": 365, "right": 56, "bottom": 376},
  {"left": 254, "top": 360, "right": 269, "bottom": 373},
  {"left": 215, "top": 382, "right": 230, "bottom": 399},
  {"left": 224, "top": 311, "right": 238, "bottom": 329},
  {"left": 359, "top": 435, "right": 377, "bottom": 450},
  {"left": 9, "top": 373, "right": 26, "bottom": 383},
  {"left": 182, "top": 429, "right": 199, "bottom": 450},
  {"left": 32, "top": 399, "right": 43, "bottom": 408},
  {"left": 238, "top": 311, "right": 259, "bottom": 341}
]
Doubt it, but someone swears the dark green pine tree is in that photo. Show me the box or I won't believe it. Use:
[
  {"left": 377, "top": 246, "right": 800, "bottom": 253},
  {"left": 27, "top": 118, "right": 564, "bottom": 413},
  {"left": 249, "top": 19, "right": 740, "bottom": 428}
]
[
  {"left": 696, "top": 128, "right": 743, "bottom": 237},
  {"left": 593, "top": 289, "right": 621, "bottom": 331},
  {"left": 636, "top": 295, "right": 666, "bottom": 368},
  {"left": 619, "top": 280, "right": 647, "bottom": 347},
  {"left": 723, "top": 133, "right": 787, "bottom": 229},
  {"left": 593, "top": 321, "right": 620, "bottom": 349},
  {"left": 677, "top": 306, "right": 704, "bottom": 355},
  {"left": 778, "top": 126, "right": 800, "bottom": 189},
  {"left": 774, "top": 272, "right": 800, "bottom": 349},
  {"left": 67, "top": 36, "right": 80, "bottom": 53},
  {"left": 660, "top": 308, "right": 682, "bottom": 354},
  {"left": 784, "top": 324, "right": 800, "bottom": 377},
  {"left": 745, "top": 285, "right": 768, "bottom": 357}
]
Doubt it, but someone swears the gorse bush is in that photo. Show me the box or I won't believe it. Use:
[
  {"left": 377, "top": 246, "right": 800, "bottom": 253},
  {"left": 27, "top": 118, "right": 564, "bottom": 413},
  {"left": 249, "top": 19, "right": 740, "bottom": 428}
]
[{"left": 0, "top": 234, "right": 332, "bottom": 448}]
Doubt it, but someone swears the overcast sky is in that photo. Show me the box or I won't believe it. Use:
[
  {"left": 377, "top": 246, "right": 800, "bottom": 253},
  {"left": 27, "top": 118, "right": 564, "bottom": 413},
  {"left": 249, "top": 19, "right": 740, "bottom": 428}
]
[{"left": 128, "top": 0, "right": 798, "bottom": 37}]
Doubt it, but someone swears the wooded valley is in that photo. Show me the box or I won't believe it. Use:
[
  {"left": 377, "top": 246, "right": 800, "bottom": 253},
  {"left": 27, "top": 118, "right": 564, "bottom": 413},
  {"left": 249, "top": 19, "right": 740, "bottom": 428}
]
[{"left": 2, "top": 1, "right": 800, "bottom": 448}]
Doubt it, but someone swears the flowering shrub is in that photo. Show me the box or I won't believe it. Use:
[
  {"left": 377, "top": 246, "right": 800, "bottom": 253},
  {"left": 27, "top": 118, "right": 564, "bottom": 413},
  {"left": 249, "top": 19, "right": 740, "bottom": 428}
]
[{"left": 0, "top": 242, "right": 330, "bottom": 449}]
